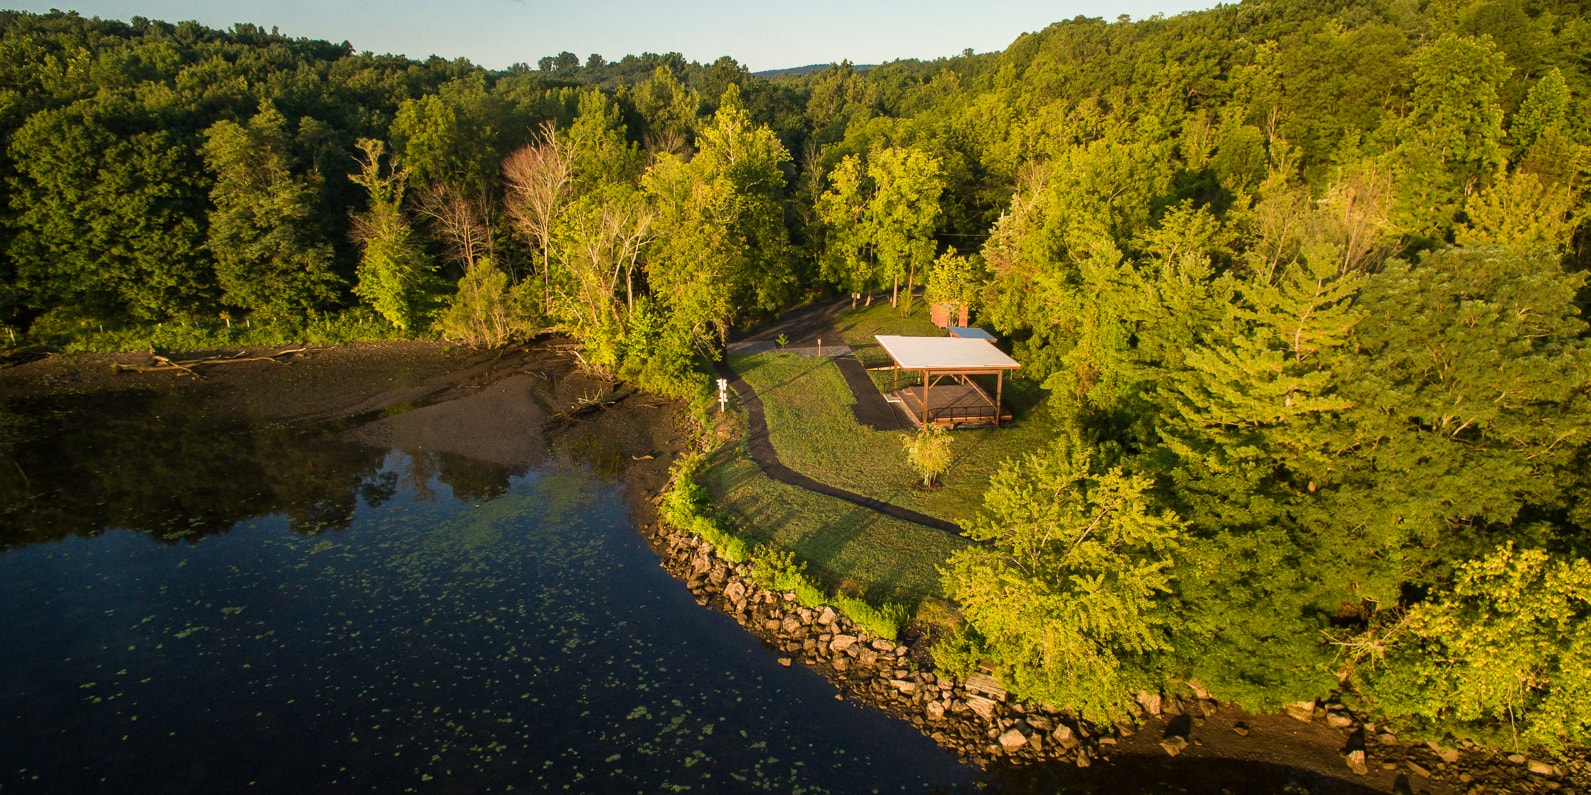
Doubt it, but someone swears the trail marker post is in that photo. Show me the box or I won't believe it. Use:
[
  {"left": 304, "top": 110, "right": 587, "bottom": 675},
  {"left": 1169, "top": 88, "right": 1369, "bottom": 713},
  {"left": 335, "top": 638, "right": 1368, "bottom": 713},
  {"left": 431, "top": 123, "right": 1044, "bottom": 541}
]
[{"left": 717, "top": 378, "right": 728, "bottom": 413}]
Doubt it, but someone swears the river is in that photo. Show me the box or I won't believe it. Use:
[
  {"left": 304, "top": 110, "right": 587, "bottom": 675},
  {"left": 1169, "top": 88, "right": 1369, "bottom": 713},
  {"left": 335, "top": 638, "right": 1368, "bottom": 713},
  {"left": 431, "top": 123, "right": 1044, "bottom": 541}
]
[{"left": 0, "top": 356, "right": 980, "bottom": 793}]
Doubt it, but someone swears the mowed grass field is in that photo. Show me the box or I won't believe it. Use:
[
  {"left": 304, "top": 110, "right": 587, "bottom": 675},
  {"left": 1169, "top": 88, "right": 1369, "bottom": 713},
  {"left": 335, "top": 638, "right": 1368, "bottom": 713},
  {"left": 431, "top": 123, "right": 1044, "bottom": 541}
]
[
  {"left": 702, "top": 456, "right": 969, "bottom": 607},
  {"left": 729, "top": 351, "right": 1056, "bottom": 526}
]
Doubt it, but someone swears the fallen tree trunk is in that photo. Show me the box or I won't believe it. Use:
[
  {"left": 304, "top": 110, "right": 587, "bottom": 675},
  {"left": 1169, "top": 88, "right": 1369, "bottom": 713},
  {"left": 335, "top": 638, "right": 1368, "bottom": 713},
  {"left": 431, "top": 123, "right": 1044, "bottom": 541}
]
[{"left": 112, "top": 347, "right": 311, "bottom": 377}]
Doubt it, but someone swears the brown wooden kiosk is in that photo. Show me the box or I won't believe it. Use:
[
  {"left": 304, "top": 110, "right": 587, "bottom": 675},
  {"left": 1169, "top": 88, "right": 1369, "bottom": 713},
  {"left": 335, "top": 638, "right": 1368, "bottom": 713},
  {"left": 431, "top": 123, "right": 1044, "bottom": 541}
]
[{"left": 875, "top": 334, "right": 1021, "bottom": 428}]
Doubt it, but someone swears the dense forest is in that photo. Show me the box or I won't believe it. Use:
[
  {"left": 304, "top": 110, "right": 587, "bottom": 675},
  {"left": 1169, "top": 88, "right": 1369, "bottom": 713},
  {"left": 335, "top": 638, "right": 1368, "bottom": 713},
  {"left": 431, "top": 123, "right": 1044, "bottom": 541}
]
[{"left": 2, "top": 0, "right": 1589, "bottom": 755}]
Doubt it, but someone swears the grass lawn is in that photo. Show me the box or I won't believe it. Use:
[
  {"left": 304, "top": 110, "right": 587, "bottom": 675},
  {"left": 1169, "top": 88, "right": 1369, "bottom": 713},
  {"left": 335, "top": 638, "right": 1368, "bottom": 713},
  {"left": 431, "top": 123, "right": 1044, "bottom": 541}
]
[
  {"left": 702, "top": 456, "right": 969, "bottom": 608},
  {"left": 832, "top": 300, "right": 944, "bottom": 393},
  {"left": 729, "top": 351, "right": 1057, "bottom": 527},
  {"left": 832, "top": 298, "right": 943, "bottom": 347}
]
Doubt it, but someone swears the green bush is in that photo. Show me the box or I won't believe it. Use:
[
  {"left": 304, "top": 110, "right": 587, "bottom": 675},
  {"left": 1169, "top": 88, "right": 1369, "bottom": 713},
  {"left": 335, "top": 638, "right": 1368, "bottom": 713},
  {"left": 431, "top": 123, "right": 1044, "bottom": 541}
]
[
  {"left": 1361, "top": 544, "right": 1591, "bottom": 755},
  {"left": 660, "top": 453, "right": 749, "bottom": 563},
  {"left": 931, "top": 623, "right": 988, "bottom": 681},
  {"left": 746, "top": 544, "right": 905, "bottom": 640},
  {"left": 832, "top": 595, "right": 908, "bottom": 641},
  {"left": 748, "top": 545, "right": 808, "bottom": 592}
]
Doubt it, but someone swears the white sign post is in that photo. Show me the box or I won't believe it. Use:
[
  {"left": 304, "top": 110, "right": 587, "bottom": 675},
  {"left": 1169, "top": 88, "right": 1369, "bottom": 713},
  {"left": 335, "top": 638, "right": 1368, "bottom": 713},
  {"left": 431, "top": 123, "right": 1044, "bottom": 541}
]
[{"left": 717, "top": 378, "right": 728, "bottom": 413}]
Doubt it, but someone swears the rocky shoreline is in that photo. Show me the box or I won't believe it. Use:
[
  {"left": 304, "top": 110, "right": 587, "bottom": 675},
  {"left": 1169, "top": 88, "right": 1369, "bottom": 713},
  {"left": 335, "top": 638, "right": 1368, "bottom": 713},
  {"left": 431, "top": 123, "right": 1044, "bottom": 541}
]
[{"left": 639, "top": 509, "right": 1591, "bottom": 794}]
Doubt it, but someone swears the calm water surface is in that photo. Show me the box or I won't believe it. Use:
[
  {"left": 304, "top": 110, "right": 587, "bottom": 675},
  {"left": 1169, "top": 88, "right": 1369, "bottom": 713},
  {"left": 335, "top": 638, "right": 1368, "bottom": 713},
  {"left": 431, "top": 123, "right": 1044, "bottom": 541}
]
[{"left": 0, "top": 387, "right": 979, "bottom": 793}]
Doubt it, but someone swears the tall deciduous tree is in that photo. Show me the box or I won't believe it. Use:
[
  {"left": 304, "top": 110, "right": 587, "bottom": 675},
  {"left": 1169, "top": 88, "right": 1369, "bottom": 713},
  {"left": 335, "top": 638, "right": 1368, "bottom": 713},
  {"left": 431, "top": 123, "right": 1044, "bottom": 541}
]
[
  {"left": 202, "top": 105, "right": 341, "bottom": 320},
  {"left": 349, "top": 138, "right": 433, "bottom": 330},
  {"left": 503, "top": 120, "right": 574, "bottom": 316},
  {"left": 1392, "top": 34, "right": 1510, "bottom": 240},
  {"left": 816, "top": 154, "right": 875, "bottom": 297},
  {"left": 866, "top": 145, "right": 943, "bottom": 311},
  {"left": 944, "top": 442, "right": 1183, "bottom": 724},
  {"left": 547, "top": 192, "right": 652, "bottom": 371},
  {"left": 390, "top": 74, "right": 507, "bottom": 196},
  {"left": 8, "top": 96, "right": 211, "bottom": 322},
  {"left": 415, "top": 182, "right": 495, "bottom": 275},
  {"left": 644, "top": 85, "right": 793, "bottom": 349}
]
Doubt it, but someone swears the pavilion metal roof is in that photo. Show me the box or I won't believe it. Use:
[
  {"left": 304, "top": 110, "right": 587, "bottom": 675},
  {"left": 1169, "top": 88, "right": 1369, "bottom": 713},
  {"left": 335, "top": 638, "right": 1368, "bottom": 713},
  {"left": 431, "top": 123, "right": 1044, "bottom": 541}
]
[{"left": 874, "top": 335, "right": 1021, "bottom": 372}]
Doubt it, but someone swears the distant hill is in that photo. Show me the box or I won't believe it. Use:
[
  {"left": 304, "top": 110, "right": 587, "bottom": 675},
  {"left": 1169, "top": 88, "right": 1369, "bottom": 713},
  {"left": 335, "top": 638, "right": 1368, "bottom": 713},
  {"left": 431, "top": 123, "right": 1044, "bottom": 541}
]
[{"left": 752, "top": 63, "right": 874, "bottom": 79}]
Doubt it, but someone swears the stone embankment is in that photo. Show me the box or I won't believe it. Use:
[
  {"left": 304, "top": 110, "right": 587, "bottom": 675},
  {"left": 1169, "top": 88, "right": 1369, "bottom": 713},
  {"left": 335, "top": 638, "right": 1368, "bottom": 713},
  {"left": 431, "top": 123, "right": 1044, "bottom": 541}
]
[
  {"left": 644, "top": 518, "right": 1591, "bottom": 792},
  {"left": 644, "top": 519, "right": 1145, "bottom": 768}
]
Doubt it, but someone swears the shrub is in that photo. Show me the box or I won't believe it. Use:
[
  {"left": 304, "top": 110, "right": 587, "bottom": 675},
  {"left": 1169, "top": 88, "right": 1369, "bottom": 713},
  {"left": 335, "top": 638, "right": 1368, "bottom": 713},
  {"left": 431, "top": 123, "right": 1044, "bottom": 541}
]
[
  {"left": 902, "top": 423, "right": 954, "bottom": 486},
  {"left": 660, "top": 453, "right": 749, "bottom": 563},
  {"left": 435, "top": 257, "right": 535, "bottom": 346}
]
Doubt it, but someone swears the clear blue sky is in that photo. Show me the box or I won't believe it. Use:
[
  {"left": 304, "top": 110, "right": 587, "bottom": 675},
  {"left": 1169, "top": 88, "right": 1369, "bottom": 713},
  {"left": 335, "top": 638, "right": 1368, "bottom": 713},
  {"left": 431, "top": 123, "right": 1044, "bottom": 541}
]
[{"left": 12, "top": 0, "right": 1223, "bottom": 71}]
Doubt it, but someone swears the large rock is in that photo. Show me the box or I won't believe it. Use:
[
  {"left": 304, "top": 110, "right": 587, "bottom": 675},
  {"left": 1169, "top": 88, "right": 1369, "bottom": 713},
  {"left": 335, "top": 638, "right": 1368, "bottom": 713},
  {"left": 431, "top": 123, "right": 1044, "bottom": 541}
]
[
  {"left": 965, "top": 672, "right": 1008, "bottom": 701},
  {"left": 1052, "top": 724, "right": 1078, "bottom": 749},
  {"left": 997, "top": 728, "right": 1028, "bottom": 752},
  {"left": 1283, "top": 700, "right": 1317, "bottom": 722},
  {"left": 1345, "top": 749, "right": 1368, "bottom": 775},
  {"left": 926, "top": 701, "right": 946, "bottom": 720},
  {"left": 1527, "top": 760, "right": 1556, "bottom": 777},
  {"left": 966, "top": 695, "right": 998, "bottom": 721},
  {"left": 889, "top": 679, "right": 918, "bottom": 696},
  {"left": 817, "top": 607, "right": 837, "bottom": 625},
  {"left": 723, "top": 580, "right": 746, "bottom": 603},
  {"left": 1136, "top": 691, "right": 1163, "bottom": 717},
  {"left": 1160, "top": 735, "right": 1189, "bottom": 757},
  {"left": 870, "top": 638, "right": 896, "bottom": 652},
  {"left": 830, "top": 634, "right": 858, "bottom": 652},
  {"left": 1426, "top": 743, "right": 1460, "bottom": 764}
]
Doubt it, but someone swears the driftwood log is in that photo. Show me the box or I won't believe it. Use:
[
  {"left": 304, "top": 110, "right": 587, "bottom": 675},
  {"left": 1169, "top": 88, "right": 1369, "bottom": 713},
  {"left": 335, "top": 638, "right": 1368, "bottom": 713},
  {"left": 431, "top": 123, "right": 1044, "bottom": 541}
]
[{"left": 112, "top": 347, "right": 310, "bottom": 377}]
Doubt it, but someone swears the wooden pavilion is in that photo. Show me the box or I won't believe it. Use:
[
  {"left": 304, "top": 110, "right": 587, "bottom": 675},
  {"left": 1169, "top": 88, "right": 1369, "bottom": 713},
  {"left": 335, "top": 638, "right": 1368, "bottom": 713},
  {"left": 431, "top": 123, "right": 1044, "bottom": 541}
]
[{"left": 874, "top": 335, "right": 1021, "bottom": 428}]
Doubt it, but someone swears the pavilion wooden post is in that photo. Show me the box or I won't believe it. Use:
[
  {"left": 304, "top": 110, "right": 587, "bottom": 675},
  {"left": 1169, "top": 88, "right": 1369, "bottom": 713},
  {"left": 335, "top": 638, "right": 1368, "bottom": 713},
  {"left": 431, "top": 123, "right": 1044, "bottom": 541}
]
[
  {"left": 995, "top": 371, "right": 1004, "bottom": 428},
  {"left": 921, "top": 370, "right": 931, "bottom": 425}
]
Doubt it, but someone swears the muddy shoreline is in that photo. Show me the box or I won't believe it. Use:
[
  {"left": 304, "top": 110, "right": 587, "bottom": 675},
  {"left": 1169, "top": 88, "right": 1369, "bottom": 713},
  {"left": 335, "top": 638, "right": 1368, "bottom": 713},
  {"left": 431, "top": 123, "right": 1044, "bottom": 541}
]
[{"left": 4, "top": 340, "right": 1585, "bottom": 794}]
